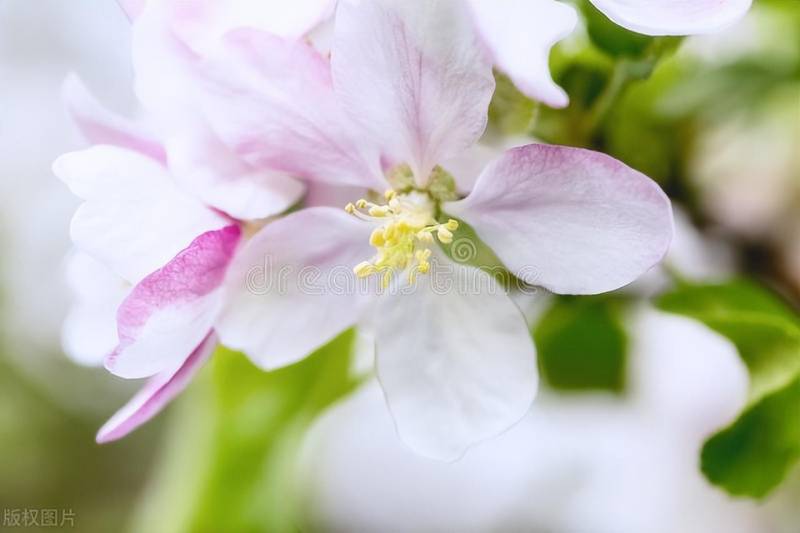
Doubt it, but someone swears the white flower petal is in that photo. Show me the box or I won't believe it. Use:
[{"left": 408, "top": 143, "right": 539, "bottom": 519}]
[
  {"left": 62, "top": 251, "right": 129, "bottom": 366},
  {"left": 194, "top": 29, "right": 384, "bottom": 190},
  {"left": 332, "top": 0, "right": 495, "bottom": 185},
  {"left": 588, "top": 0, "right": 752, "bottom": 36},
  {"left": 61, "top": 73, "right": 166, "bottom": 162},
  {"left": 53, "top": 145, "right": 230, "bottom": 285},
  {"left": 132, "top": 3, "right": 305, "bottom": 219},
  {"left": 217, "top": 207, "right": 375, "bottom": 370},
  {"left": 375, "top": 253, "right": 537, "bottom": 460},
  {"left": 466, "top": 0, "right": 577, "bottom": 108},
  {"left": 165, "top": 127, "right": 305, "bottom": 220}
]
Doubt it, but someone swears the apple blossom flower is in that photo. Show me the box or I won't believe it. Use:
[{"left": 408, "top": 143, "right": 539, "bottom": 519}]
[
  {"left": 192, "top": 0, "right": 674, "bottom": 459},
  {"left": 588, "top": 0, "right": 752, "bottom": 36},
  {"left": 55, "top": 76, "right": 242, "bottom": 442}
]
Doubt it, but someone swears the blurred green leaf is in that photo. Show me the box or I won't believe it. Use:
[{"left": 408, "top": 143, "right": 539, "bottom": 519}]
[
  {"left": 657, "top": 280, "right": 800, "bottom": 497},
  {"left": 703, "top": 376, "right": 800, "bottom": 498},
  {"left": 534, "top": 295, "right": 628, "bottom": 392},
  {"left": 488, "top": 72, "right": 538, "bottom": 136}
]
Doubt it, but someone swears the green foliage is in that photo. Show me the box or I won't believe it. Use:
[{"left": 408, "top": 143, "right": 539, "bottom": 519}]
[
  {"left": 134, "top": 329, "right": 361, "bottom": 533},
  {"left": 492, "top": 26, "right": 683, "bottom": 148},
  {"left": 534, "top": 295, "right": 628, "bottom": 392},
  {"left": 657, "top": 280, "right": 800, "bottom": 497},
  {"left": 703, "top": 376, "right": 800, "bottom": 498}
]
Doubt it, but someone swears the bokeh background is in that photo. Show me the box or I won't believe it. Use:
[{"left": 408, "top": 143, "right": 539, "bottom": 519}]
[{"left": 0, "top": 0, "right": 798, "bottom": 531}]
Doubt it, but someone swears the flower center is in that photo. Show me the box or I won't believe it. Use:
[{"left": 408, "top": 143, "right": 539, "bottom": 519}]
[{"left": 345, "top": 189, "right": 458, "bottom": 287}]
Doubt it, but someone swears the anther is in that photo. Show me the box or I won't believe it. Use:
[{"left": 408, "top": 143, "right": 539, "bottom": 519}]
[
  {"left": 437, "top": 226, "right": 453, "bottom": 244},
  {"left": 354, "top": 261, "right": 375, "bottom": 278},
  {"left": 370, "top": 228, "right": 385, "bottom": 247}
]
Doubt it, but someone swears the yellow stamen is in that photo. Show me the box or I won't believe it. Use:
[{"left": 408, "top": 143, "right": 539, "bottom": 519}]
[
  {"left": 437, "top": 226, "right": 453, "bottom": 244},
  {"left": 369, "top": 206, "right": 389, "bottom": 217},
  {"left": 370, "top": 228, "right": 385, "bottom": 247},
  {"left": 345, "top": 189, "right": 459, "bottom": 286},
  {"left": 354, "top": 261, "right": 375, "bottom": 278}
]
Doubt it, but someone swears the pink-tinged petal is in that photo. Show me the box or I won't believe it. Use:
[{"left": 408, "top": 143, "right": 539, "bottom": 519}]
[
  {"left": 375, "top": 252, "right": 537, "bottom": 461},
  {"left": 445, "top": 144, "right": 674, "bottom": 295},
  {"left": 132, "top": 2, "right": 196, "bottom": 127},
  {"left": 107, "top": 225, "right": 240, "bottom": 379},
  {"left": 195, "top": 29, "right": 384, "bottom": 190},
  {"left": 332, "top": 0, "right": 495, "bottom": 187},
  {"left": 440, "top": 135, "right": 530, "bottom": 194},
  {"left": 217, "top": 207, "right": 375, "bottom": 370},
  {"left": 97, "top": 331, "right": 216, "bottom": 443},
  {"left": 117, "top": 0, "right": 145, "bottom": 21},
  {"left": 62, "top": 251, "right": 129, "bottom": 367},
  {"left": 131, "top": 6, "right": 311, "bottom": 219},
  {"left": 61, "top": 74, "right": 166, "bottom": 163},
  {"left": 465, "top": 0, "right": 577, "bottom": 108},
  {"left": 166, "top": 126, "right": 305, "bottom": 220},
  {"left": 53, "top": 145, "right": 230, "bottom": 284},
  {"left": 164, "top": 0, "right": 335, "bottom": 48},
  {"left": 303, "top": 181, "right": 369, "bottom": 209},
  {"left": 588, "top": 0, "right": 752, "bottom": 36}
]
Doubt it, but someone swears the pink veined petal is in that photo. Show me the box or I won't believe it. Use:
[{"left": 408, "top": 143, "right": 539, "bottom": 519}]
[
  {"left": 106, "top": 225, "right": 241, "bottom": 379},
  {"left": 466, "top": 0, "right": 577, "bottom": 108},
  {"left": 53, "top": 145, "right": 230, "bottom": 285},
  {"left": 332, "top": 0, "right": 495, "bottom": 187},
  {"left": 61, "top": 74, "right": 166, "bottom": 163},
  {"left": 194, "top": 28, "right": 384, "bottom": 190},
  {"left": 217, "top": 207, "right": 375, "bottom": 370},
  {"left": 62, "top": 251, "right": 129, "bottom": 367},
  {"left": 97, "top": 331, "right": 217, "bottom": 443},
  {"left": 588, "top": 0, "right": 752, "bottom": 36},
  {"left": 445, "top": 144, "right": 674, "bottom": 295},
  {"left": 374, "top": 251, "right": 537, "bottom": 461}
]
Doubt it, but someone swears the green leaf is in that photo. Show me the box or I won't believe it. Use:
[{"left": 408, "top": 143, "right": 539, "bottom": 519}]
[
  {"left": 133, "top": 329, "right": 361, "bottom": 533},
  {"left": 533, "top": 295, "right": 628, "bottom": 392},
  {"left": 656, "top": 280, "right": 800, "bottom": 497},
  {"left": 702, "top": 376, "right": 800, "bottom": 498}
]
